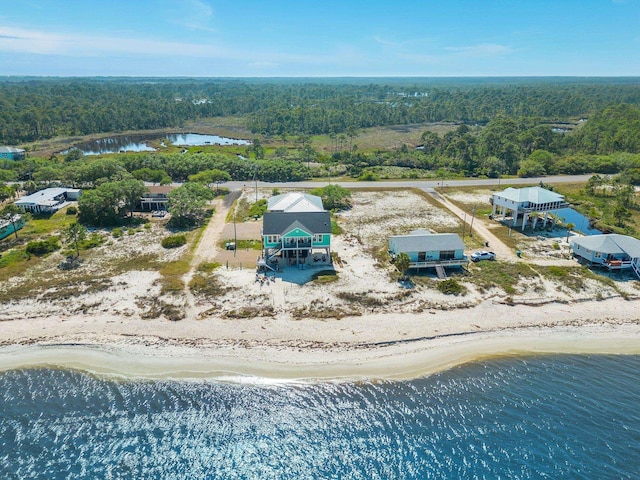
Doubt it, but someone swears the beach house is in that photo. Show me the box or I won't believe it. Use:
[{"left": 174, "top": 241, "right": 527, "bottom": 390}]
[
  {"left": 570, "top": 234, "right": 640, "bottom": 278},
  {"left": 0, "top": 146, "right": 26, "bottom": 161},
  {"left": 389, "top": 230, "right": 468, "bottom": 278},
  {"left": 491, "top": 186, "right": 568, "bottom": 230},
  {"left": 0, "top": 214, "right": 25, "bottom": 241},
  {"left": 262, "top": 192, "right": 332, "bottom": 267},
  {"left": 14, "top": 187, "right": 81, "bottom": 214},
  {"left": 139, "top": 185, "right": 173, "bottom": 211}
]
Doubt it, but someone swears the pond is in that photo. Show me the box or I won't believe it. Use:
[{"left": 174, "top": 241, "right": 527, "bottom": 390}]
[
  {"left": 63, "top": 133, "right": 250, "bottom": 156},
  {"left": 557, "top": 207, "right": 601, "bottom": 235}
]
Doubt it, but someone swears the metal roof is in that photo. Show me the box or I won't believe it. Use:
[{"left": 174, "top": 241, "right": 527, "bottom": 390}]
[
  {"left": 571, "top": 234, "right": 640, "bottom": 258},
  {"left": 263, "top": 211, "right": 332, "bottom": 235},
  {"left": 390, "top": 232, "right": 465, "bottom": 252},
  {"left": 0, "top": 146, "right": 25, "bottom": 154},
  {"left": 15, "top": 188, "right": 81, "bottom": 206},
  {"left": 494, "top": 186, "right": 564, "bottom": 204},
  {"left": 267, "top": 192, "right": 324, "bottom": 212}
]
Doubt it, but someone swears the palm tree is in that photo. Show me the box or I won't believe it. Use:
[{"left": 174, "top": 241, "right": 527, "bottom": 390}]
[
  {"left": 565, "top": 222, "right": 575, "bottom": 243},
  {"left": 395, "top": 252, "right": 411, "bottom": 278}
]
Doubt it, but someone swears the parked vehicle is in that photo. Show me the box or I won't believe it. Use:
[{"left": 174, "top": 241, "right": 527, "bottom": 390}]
[{"left": 470, "top": 251, "right": 496, "bottom": 262}]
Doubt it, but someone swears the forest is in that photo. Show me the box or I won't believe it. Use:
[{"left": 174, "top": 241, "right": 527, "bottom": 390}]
[
  {"left": 1, "top": 77, "right": 640, "bottom": 144},
  {"left": 1, "top": 77, "right": 640, "bottom": 208}
]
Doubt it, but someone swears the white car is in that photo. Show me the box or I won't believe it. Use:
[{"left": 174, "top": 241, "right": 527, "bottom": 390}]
[{"left": 470, "top": 251, "right": 496, "bottom": 262}]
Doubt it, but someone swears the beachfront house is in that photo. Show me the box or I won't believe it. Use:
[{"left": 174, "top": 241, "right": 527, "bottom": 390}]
[
  {"left": 0, "top": 146, "right": 26, "bottom": 161},
  {"left": 389, "top": 230, "right": 468, "bottom": 278},
  {"left": 570, "top": 234, "right": 640, "bottom": 279},
  {"left": 491, "top": 186, "right": 568, "bottom": 231},
  {"left": 139, "top": 185, "right": 174, "bottom": 211},
  {"left": 0, "top": 214, "right": 25, "bottom": 241},
  {"left": 14, "top": 187, "right": 81, "bottom": 214},
  {"left": 262, "top": 192, "right": 332, "bottom": 267}
]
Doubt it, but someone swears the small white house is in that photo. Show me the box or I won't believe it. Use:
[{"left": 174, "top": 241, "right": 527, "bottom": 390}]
[
  {"left": 14, "top": 188, "right": 81, "bottom": 214},
  {"left": 491, "top": 186, "right": 568, "bottom": 230},
  {"left": 570, "top": 234, "right": 640, "bottom": 278}
]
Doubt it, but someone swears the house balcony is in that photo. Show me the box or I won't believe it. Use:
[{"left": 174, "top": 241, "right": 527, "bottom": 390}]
[
  {"left": 520, "top": 202, "right": 570, "bottom": 213},
  {"left": 605, "top": 259, "right": 633, "bottom": 270},
  {"left": 409, "top": 257, "right": 468, "bottom": 269},
  {"left": 282, "top": 241, "right": 312, "bottom": 249}
]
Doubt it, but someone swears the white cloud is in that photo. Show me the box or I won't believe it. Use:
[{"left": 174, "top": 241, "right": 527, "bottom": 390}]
[
  {"left": 170, "top": 0, "right": 216, "bottom": 32},
  {"left": 445, "top": 43, "right": 513, "bottom": 57}
]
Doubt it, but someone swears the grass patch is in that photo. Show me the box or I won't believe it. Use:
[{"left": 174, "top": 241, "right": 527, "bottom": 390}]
[
  {"left": 162, "top": 234, "right": 187, "bottom": 249},
  {"left": 436, "top": 278, "right": 467, "bottom": 296},
  {"left": 336, "top": 291, "right": 385, "bottom": 307},
  {"left": 312, "top": 269, "right": 338, "bottom": 284},
  {"left": 188, "top": 273, "right": 229, "bottom": 297},
  {"left": 197, "top": 262, "right": 222, "bottom": 274},
  {"left": 470, "top": 261, "right": 538, "bottom": 295},
  {"left": 159, "top": 259, "right": 191, "bottom": 294},
  {"left": 224, "top": 305, "right": 274, "bottom": 318},
  {"left": 220, "top": 239, "right": 262, "bottom": 250}
]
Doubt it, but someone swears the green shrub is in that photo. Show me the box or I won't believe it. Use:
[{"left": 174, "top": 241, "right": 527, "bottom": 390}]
[
  {"left": 26, "top": 236, "right": 60, "bottom": 256},
  {"left": 436, "top": 278, "right": 465, "bottom": 296},
  {"left": 112, "top": 228, "right": 123, "bottom": 238},
  {"left": 78, "top": 233, "right": 104, "bottom": 250},
  {"left": 161, "top": 234, "right": 187, "bottom": 249},
  {"left": 66, "top": 206, "right": 78, "bottom": 215},
  {"left": 247, "top": 199, "right": 268, "bottom": 218},
  {"left": 127, "top": 228, "right": 136, "bottom": 236}
]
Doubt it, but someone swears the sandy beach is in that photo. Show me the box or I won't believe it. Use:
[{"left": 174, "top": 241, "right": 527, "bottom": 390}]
[
  {"left": 1, "top": 188, "right": 639, "bottom": 381},
  {"left": 1, "top": 297, "right": 639, "bottom": 381}
]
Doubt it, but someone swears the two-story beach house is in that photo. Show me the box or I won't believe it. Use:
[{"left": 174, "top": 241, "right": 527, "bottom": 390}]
[
  {"left": 388, "top": 229, "right": 468, "bottom": 278},
  {"left": 491, "top": 186, "right": 569, "bottom": 231},
  {"left": 140, "top": 185, "right": 174, "bottom": 211},
  {"left": 570, "top": 234, "right": 640, "bottom": 279},
  {"left": 262, "top": 192, "right": 332, "bottom": 268}
]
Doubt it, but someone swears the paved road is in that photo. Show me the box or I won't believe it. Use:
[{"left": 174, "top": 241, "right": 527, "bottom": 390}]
[{"left": 224, "top": 174, "right": 593, "bottom": 192}]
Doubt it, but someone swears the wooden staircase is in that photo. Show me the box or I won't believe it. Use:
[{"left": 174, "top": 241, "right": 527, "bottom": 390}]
[{"left": 435, "top": 264, "right": 447, "bottom": 280}]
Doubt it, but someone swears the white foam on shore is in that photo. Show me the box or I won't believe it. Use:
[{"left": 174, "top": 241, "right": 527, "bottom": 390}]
[{"left": 1, "top": 326, "right": 639, "bottom": 383}]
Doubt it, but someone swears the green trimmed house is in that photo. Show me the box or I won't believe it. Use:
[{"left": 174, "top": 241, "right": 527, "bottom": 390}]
[{"left": 262, "top": 192, "right": 332, "bottom": 268}]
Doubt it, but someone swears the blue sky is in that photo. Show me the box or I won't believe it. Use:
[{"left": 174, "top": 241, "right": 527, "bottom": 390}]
[{"left": 0, "top": 0, "right": 638, "bottom": 77}]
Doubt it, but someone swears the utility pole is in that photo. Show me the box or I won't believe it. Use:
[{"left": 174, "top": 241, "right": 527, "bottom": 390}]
[
  {"left": 462, "top": 213, "right": 466, "bottom": 237},
  {"left": 253, "top": 166, "right": 258, "bottom": 202},
  {"left": 233, "top": 210, "right": 237, "bottom": 258},
  {"left": 469, "top": 206, "right": 476, "bottom": 237}
]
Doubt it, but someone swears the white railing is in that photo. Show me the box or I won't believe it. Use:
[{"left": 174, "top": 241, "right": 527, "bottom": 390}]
[{"left": 409, "top": 258, "right": 468, "bottom": 268}]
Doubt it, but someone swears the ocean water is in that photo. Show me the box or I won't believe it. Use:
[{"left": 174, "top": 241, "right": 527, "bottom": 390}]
[{"left": 1, "top": 355, "right": 639, "bottom": 479}]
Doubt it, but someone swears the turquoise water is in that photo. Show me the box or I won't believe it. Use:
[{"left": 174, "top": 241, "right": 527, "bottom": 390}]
[{"left": 1, "top": 355, "right": 639, "bottom": 479}]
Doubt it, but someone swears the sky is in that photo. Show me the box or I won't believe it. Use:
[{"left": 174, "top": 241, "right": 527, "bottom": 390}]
[{"left": 0, "top": 0, "right": 639, "bottom": 77}]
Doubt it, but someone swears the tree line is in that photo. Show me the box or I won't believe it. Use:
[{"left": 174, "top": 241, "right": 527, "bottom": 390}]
[{"left": 2, "top": 78, "right": 640, "bottom": 144}]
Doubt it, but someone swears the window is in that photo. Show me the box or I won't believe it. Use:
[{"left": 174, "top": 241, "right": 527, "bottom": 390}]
[
  {"left": 594, "top": 252, "right": 602, "bottom": 259},
  {"left": 417, "top": 252, "right": 426, "bottom": 262},
  {"left": 440, "top": 250, "right": 455, "bottom": 260},
  {"left": 267, "top": 235, "right": 280, "bottom": 244},
  {"left": 313, "top": 234, "right": 323, "bottom": 243}
]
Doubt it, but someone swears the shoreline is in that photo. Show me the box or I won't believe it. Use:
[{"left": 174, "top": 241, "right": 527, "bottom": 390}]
[{"left": 1, "top": 301, "right": 639, "bottom": 382}]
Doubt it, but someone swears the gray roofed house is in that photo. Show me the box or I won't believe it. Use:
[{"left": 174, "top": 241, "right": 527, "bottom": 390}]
[
  {"left": 570, "top": 234, "right": 640, "bottom": 278},
  {"left": 262, "top": 192, "right": 332, "bottom": 268},
  {"left": 389, "top": 230, "right": 468, "bottom": 275},
  {"left": 0, "top": 146, "right": 26, "bottom": 161},
  {"left": 491, "top": 186, "right": 569, "bottom": 231}
]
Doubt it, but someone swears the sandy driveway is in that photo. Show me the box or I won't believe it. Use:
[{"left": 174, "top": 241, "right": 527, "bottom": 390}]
[{"left": 425, "top": 189, "right": 518, "bottom": 261}]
